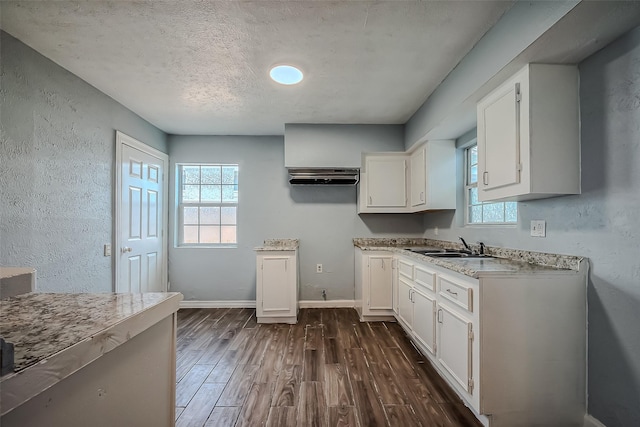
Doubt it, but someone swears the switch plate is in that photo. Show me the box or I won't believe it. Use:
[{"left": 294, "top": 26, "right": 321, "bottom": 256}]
[
  {"left": 530, "top": 220, "right": 546, "bottom": 237},
  {"left": 316, "top": 264, "right": 323, "bottom": 273},
  {"left": 104, "top": 244, "right": 112, "bottom": 257}
]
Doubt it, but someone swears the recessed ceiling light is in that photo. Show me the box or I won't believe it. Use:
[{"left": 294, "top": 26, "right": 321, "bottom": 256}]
[{"left": 270, "top": 65, "right": 303, "bottom": 85}]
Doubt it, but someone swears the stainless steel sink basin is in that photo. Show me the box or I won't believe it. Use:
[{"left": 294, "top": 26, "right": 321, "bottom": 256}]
[
  {"left": 405, "top": 248, "right": 493, "bottom": 258},
  {"left": 427, "top": 252, "right": 492, "bottom": 258}
]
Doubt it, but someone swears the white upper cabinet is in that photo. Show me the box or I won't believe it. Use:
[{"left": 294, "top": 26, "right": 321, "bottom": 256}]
[
  {"left": 358, "top": 153, "right": 408, "bottom": 213},
  {"left": 409, "top": 140, "right": 456, "bottom": 211},
  {"left": 477, "top": 64, "right": 580, "bottom": 202}
]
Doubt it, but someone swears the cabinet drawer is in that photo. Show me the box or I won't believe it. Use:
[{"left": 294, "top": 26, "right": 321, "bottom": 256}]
[
  {"left": 414, "top": 265, "right": 436, "bottom": 292},
  {"left": 398, "top": 259, "right": 414, "bottom": 280},
  {"left": 439, "top": 275, "right": 473, "bottom": 312}
]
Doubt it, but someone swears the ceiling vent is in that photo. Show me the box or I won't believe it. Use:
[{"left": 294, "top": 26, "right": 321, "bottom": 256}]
[{"left": 288, "top": 168, "right": 359, "bottom": 186}]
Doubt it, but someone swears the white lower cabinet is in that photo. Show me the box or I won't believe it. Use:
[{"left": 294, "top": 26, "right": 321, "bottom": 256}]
[
  {"left": 437, "top": 301, "right": 474, "bottom": 394},
  {"left": 393, "top": 254, "right": 586, "bottom": 427},
  {"left": 411, "top": 288, "right": 437, "bottom": 356},
  {"left": 397, "top": 277, "right": 414, "bottom": 329},
  {"left": 256, "top": 250, "right": 298, "bottom": 324},
  {"left": 355, "top": 249, "right": 395, "bottom": 321}
]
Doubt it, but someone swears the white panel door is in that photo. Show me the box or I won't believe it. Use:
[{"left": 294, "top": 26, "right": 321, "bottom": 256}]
[
  {"left": 397, "top": 278, "right": 413, "bottom": 329},
  {"left": 412, "top": 289, "right": 436, "bottom": 356},
  {"left": 479, "top": 82, "right": 520, "bottom": 191},
  {"left": 261, "top": 256, "right": 292, "bottom": 312},
  {"left": 366, "top": 157, "right": 407, "bottom": 207},
  {"left": 437, "top": 303, "right": 473, "bottom": 394},
  {"left": 368, "top": 256, "right": 393, "bottom": 310},
  {"left": 118, "top": 143, "right": 165, "bottom": 293}
]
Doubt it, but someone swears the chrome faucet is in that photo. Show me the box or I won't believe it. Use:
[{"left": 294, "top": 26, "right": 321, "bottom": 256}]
[
  {"left": 477, "top": 241, "right": 486, "bottom": 255},
  {"left": 458, "top": 236, "right": 472, "bottom": 253}
]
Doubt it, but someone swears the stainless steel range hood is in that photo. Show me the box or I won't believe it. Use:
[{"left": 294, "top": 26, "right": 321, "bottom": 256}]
[{"left": 287, "top": 168, "right": 360, "bottom": 186}]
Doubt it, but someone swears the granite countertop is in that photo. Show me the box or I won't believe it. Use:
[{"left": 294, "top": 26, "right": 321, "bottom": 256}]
[
  {"left": 353, "top": 238, "right": 584, "bottom": 278},
  {"left": 0, "top": 292, "right": 182, "bottom": 374},
  {"left": 254, "top": 238, "right": 299, "bottom": 251}
]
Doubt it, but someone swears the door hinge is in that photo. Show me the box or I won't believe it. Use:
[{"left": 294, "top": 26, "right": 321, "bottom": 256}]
[
  {"left": 515, "top": 92, "right": 521, "bottom": 103},
  {"left": 516, "top": 163, "right": 522, "bottom": 172},
  {"left": 469, "top": 328, "right": 474, "bottom": 341},
  {"left": 468, "top": 378, "right": 475, "bottom": 392}
]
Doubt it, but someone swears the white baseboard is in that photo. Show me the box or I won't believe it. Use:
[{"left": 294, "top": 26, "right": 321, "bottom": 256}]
[
  {"left": 584, "top": 414, "right": 607, "bottom": 427},
  {"left": 179, "top": 300, "right": 256, "bottom": 309},
  {"left": 179, "top": 300, "right": 354, "bottom": 309},
  {"left": 298, "top": 299, "right": 355, "bottom": 308}
]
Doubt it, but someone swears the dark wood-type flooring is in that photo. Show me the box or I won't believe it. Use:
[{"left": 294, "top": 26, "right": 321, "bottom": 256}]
[{"left": 175, "top": 308, "right": 481, "bottom": 427}]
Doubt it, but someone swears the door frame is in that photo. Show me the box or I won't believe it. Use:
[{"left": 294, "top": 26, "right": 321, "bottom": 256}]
[{"left": 114, "top": 131, "right": 169, "bottom": 292}]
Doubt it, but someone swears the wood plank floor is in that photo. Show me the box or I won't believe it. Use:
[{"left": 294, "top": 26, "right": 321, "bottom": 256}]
[{"left": 175, "top": 308, "right": 481, "bottom": 427}]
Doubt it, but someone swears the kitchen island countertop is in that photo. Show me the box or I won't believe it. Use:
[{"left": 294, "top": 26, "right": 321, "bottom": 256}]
[{"left": 0, "top": 292, "right": 182, "bottom": 417}]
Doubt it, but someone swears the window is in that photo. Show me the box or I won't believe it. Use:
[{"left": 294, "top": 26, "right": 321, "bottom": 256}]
[
  {"left": 465, "top": 144, "right": 517, "bottom": 224},
  {"left": 177, "top": 164, "right": 238, "bottom": 246}
]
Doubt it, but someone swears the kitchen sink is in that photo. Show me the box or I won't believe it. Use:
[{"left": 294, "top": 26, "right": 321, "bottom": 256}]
[
  {"left": 405, "top": 248, "right": 492, "bottom": 258},
  {"left": 426, "top": 252, "right": 492, "bottom": 258}
]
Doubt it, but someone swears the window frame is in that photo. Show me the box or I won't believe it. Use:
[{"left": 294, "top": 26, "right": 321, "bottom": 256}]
[
  {"left": 175, "top": 163, "right": 239, "bottom": 248},
  {"left": 464, "top": 143, "right": 517, "bottom": 226}
]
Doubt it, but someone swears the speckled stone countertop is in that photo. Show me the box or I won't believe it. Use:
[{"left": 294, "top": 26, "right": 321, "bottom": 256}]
[
  {"left": 0, "top": 292, "right": 182, "bottom": 374},
  {"left": 353, "top": 238, "right": 584, "bottom": 278},
  {"left": 254, "top": 238, "right": 299, "bottom": 251}
]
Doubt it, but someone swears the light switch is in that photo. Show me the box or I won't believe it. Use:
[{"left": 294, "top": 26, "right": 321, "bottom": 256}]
[
  {"left": 104, "top": 244, "right": 112, "bottom": 257},
  {"left": 530, "top": 220, "right": 546, "bottom": 237}
]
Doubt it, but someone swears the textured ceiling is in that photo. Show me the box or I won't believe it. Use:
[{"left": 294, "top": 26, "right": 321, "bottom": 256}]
[{"left": 0, "top": 1, "right": 514, "bottom": 135}]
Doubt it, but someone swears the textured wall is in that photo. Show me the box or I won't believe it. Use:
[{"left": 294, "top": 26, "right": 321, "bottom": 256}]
[
  {"left": 168, "top": 135, "right": 424, "bottom": 302},
  {"left": 0, "top": 31, "right": 167, "bottom": 292},
  {"left": 422, "top": 27, "right": 640, "bottom": 426}
]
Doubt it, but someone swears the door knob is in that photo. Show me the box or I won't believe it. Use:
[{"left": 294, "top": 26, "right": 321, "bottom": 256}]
[{"left": 121, "top": 247, "right": 133, "bottom": 253}]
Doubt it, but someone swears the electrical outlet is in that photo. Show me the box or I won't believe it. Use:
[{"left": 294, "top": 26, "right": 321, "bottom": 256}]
[
  {"left": 104, "top": 244, "right": 111, "bottom": 257},
  {"left": 316, "top": 264, "right": 323, "bottom": 273},
  {"left": 434, "top": 226, "right": 439, "bottom": 236},
  {"left": 530, "top": 220, "right": 546, "bottom": 237}
]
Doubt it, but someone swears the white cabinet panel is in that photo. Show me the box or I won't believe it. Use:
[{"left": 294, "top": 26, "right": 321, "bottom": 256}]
[
  {"left": 412, "top": 289, "right": 436, "bottom": 356},
  {"left": 480, "top": 83, "right": 520, "bottom": 190},
  {"left": 366, "top": 157, "right": 406, "bottom": 207},
  {"left": 261, "top": 257, "right": 291, "bottom": 312},
  {"left": 355, "top": 249, "right": 395, "bottom": 321},
  {"left": 368, "top": 256, "right": 393, "bottom": 310},
  {"left": 438, "top": 303, "right": 473, "bottom": 394},
  {"left": 397, "top": 278, "right": 414, "bottom": 329}
]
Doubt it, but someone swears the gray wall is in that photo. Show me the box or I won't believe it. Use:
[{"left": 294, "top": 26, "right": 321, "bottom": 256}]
[
  {"left": 168, "top": 135, "right": 424, "bottom": 302},
  {"left": 285, "top": 124, "right": 404, "bottom": 168},
  {"left": 0, "top": 31, "right": 167, "bottom": 292},
  {"left": 422, "top": 28, "right": 640, "bottom": 427}
]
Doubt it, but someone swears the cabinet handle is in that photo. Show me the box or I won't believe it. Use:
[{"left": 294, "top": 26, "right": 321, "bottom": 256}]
[
  {"left": 409, "top": 289, "right": 414, "bottom": 303},
  {"left": 381, "top": 259, "right": 385, "bottom": 270},
  {"left": 483, "top": 171, "right": 488, "bottom": 186},
  {"left": 285, "top": 259, "right": 288, "bottom": 271},
  {"left": 420, "top": 191, "right": 424, "bottom": 202},
  {"left": 446, "top": 288, "right": 458, "bottom": 297},
  {"left": 369, "top": 196, "right": 372, "bottom": 205},
  {"left": 437, "top": 308, "right": 443, "bottom": 323}
]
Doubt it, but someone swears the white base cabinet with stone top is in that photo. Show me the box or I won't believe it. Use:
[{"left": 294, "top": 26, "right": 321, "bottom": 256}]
[
  {"left": 255, "top": 239, "right": 299, "bottom": 324},
  {"left": 394, "top": 253, "right": 587, "bottom": 427},
  {"left": 0, "top": 292, "right": 182, "bottom": 427},
  {"left": 354, "top": 248, "right": 395, "bottom": 321}
]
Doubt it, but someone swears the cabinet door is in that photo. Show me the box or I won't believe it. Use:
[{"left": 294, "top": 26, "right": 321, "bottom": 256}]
[
  {"left": 397, "top": 278, "right": 413, "bottom": 329},
  {"left": 412, "top": 289, "right": 436, "bottom": 356},
  {"left": 366, "top": 157, "right": 406, "bottom": 207},
  {"left": 368, "top": 256, "right": 393, "bottom": 310},
  {"left": 478, "top": 82, "right": 521, "bottom": 191},
  {"left": 260, "top": 256, "right": 292, "bottom": 313},
  {"left": 410, "top": 148, "right": 426, "bottom": 207},
  {"left": 437, "top": 303, "right": 474, "bottom": 394}
]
